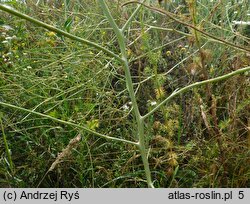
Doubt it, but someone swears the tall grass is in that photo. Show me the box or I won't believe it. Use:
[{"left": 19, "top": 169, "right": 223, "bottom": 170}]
[{"left": 0, "top": 0, "right": 249, "bottom": 187}]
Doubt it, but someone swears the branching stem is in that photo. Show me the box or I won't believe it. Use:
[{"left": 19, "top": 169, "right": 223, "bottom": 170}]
[
  {"left": 0, "top": 101, "right": 137, "bottom": 146},
  {"left": 142, "top": 66, "right": 250, "bottom": 119},
  {"left": 0, "top": 4, "right": 122, "bottom": 62}
]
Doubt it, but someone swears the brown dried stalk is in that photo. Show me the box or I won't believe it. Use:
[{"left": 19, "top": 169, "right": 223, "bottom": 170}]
[
  {"left": 37, "top": 134, "right": 81, "bottom": 187},
  {"left": 48, "top": 134, "right": 82, "bottom": 172}
]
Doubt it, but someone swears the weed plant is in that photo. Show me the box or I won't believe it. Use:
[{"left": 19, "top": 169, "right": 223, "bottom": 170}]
[{"left": 0, "top": 0, "right": 249, "bottom": 187}]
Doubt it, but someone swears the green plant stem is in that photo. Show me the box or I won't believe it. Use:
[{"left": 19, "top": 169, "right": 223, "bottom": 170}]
[
  {"left": 0, "top": 102, "right": 137, "bottom": 146},
  {"left": 138, "top": 117, "right": 154, "bottom": 188},
  {"left": 121, "top": 0, "right": 145, "bottom": 33},
  {"left": 122, "top": 1, "right": 250, "bottom": 53},
  {"left": 0, "top": 4, "right": 122, "bottom": 62},
  {"left": 190, "top": 1, "right": 203, "bottom": 53},
  {"left": 64, "top": 0, "right": 68, "bottom": 21},
  {"left": 145, "top": 25, "right": 192, "bottom": 37},
  {"left": 0, "top": 115, "right": 14, "bottom": 174},
  {"left": 142, "top": 66, "right": 250, "bottom": 119},
  {"left": 190, "top": 1, "right": 207, "bottom": 74},
  {"left": 98, "top": 0, "right": 140, "bottom": 126},
  {"left": 98, "top": 0, "right": 154, "bottom": 188}
]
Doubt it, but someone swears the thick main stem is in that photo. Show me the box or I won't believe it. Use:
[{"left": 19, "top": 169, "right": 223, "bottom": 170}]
[
  {"left": 98, "top": 0, "right": 154, "bottom": 187},
  {"left": 138, "top": 117, "right": 154, "bottom": 188},
  {"left": 123, "top": 57, "right": 154, "bottom": 188},
  {"left": 118, "top": 22, "right": 155, "bottom": 190}
]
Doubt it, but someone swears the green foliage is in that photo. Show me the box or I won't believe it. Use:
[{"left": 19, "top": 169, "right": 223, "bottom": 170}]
[{"left": 0, "top": 0, "right": 249, "bottom": 188}]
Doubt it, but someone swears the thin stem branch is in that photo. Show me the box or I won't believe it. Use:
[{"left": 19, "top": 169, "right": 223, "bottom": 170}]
[
  {"left": 0, "top": 4, "right": 122, "bottom": 62},
  {"left": 0, "top": 101, "right": 138, "bottom": 146},
  {"left": 0, "top": 115, "right": 14, "bottom": 174},
  {"left": 121, "top": 0, "right": 146, "bottom": 33},
  {"left": 142, "top": 66, "right": 250, "bottom": 119},
  {"left": 122, "top": 1, "right": 250, "bottom": 53}
]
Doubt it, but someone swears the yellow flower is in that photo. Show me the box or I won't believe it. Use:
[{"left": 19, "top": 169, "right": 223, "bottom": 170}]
[
  {"left": 46, "top": 39, "right": 56, "bottom": 46},
  {"left": 127, "top": 49, "right": 132, "bottom": 57},
  {"left": 101, "top": 31, "right": 106, "bottom": 36},
  {"left": 169, "top": 158, "right": 178, "bottom": 167},
  {"left": 209, "top": 65, "right": 215, "bottom": 74},
  {"left": 87, "top": 119, "right": 99, "bottom": 130},
  {"left": 180, "top": 47, "right": 186, "bottom": 52},
  {"left": 46, "top": 32, "right": 56, "bottom": 37},
  {"left": 155, "top": 87, "right": 165, "bottom": 99},
  {"left": 166, "top": 50, "right": 171, "bottom": 56},
  {"left": 168, "top": 152, "right": 178, "bottom": 166}
]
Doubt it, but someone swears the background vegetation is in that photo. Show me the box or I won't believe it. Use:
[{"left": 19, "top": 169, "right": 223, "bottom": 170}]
[{"left": 0, "top": 0, "right": 250, "bottom": 187}]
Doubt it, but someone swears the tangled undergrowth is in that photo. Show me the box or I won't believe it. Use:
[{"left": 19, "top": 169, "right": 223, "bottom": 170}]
[{"left": 0, "top": 0, "right": 249, "bottom": 187}]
